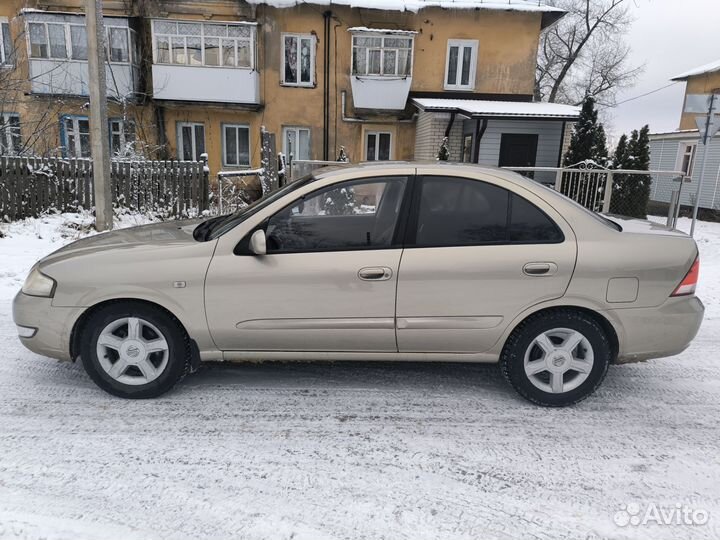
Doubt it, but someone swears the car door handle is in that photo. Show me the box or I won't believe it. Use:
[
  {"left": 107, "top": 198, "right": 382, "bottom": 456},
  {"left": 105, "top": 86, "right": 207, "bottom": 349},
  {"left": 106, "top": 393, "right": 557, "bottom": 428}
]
[
  {"left": 523, "top": 262, "right": 558, "bottom": 276},
  {"left": 358, "top": 266, "right": 393, "bottom": 281}
]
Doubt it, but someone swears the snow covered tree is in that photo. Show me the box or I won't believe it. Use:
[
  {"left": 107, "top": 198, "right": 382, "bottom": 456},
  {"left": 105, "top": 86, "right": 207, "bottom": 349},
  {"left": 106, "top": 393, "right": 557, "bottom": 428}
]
[
  {"left": 437, "top": 137, "right": 450, "bottom": 161},
  {"left": 609, "top": 125, "right": 651, "bottom": 218},
  {"left": 563, "top": 97, "right": 608, "bottom": 166},
  {"left": 322, "top": 186, "right": 356, "bottom": 215},
  {"left": 336, "top": 146, "right": 349, "bottom": 162}
]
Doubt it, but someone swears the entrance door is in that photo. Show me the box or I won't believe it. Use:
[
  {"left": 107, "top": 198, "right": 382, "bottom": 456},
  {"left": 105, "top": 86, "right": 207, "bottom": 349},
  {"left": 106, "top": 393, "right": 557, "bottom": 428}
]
[{"left": 498, "top": 134, "right": 538, "bottom": 168}]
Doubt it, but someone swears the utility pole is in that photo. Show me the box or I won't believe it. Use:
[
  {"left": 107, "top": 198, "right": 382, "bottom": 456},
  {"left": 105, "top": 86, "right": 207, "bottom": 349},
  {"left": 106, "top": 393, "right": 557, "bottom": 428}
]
[
  {"left": 86, "top": 0, "right": 113, "bottom": 231},
  {"left": 690, "top": 90, "right": 718, "bottom": 237}
]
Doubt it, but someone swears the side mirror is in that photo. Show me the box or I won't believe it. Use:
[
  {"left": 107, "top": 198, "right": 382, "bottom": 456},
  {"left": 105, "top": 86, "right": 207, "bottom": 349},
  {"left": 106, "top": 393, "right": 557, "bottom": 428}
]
[{"left": 249, "top": 229, "right": 267, "bottom": 255}]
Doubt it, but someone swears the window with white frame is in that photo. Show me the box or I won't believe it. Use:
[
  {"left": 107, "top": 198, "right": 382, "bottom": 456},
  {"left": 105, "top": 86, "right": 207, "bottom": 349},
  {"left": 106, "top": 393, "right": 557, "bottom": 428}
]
[
  {"left": 177, "top": 122, "right": 205, "bottom": 162},
  {"left": 678, "top": 142, "right": 697, "bottom": 177},
  {"left": 283, "top": 127, "right": 311, "bottom": 160},
  {"left": 351, "top": 33, "right": 413, "bottom": 77},
  {"left": 153, "top": 20, "right": 255, "bottom": 69},
  {"left": 365, "top": 131, "right": 392, "bottom": 161},
  {"left": 1, "top": 18, "right": 13, "bottom": 66},
  {"left": 0, "top": 113, "right": 21, "bottom": 155},
  {"left": 282, "top": 34, "right": 315, "bottom": 86},
  {"left": 109, "top": 118, "right": 136, "bottom": 156},
  {"left": 70, "top": 25, "right": 88, "bottom": 60},
  {"left": 222, "top": 124, "right": 250, "bottom": 167},
  {"left": 62, "top": 116, "right": 90, "bottom": 158},
  {"left": 28, "top": 20, "right": 137, "bottom": 64},
  {"left": 445, "top": 39, "right": 478, "bottom": 90}
]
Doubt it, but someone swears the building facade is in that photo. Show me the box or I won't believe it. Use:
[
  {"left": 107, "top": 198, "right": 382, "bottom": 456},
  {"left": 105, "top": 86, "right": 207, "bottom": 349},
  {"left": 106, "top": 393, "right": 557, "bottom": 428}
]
[
  {"left": 649, "top": 60, "right": 720, "bottom": 212},
  {"left": 0, "top": 0, "right": 578, "bottom": 179}
]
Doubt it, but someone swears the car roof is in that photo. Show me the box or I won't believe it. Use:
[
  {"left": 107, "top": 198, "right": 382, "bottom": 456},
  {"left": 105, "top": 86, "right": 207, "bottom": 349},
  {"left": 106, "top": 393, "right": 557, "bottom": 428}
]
[{"left": 313, "top": 160, "right": 526, "bottom": 182}]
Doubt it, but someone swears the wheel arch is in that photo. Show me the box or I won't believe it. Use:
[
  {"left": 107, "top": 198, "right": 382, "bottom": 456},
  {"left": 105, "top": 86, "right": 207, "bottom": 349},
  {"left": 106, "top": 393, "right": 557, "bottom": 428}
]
[
  {"left": 501, "top": 305, "right": 619, "bottom": 362},
  {"left": 69, "top": 298, "right": 199, "bottom": 368}
]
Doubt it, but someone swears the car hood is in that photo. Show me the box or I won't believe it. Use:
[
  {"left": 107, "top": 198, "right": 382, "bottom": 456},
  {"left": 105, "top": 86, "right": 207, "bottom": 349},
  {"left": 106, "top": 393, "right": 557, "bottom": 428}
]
[{"left": 39, "top": 219, "right": 204, "bottom": 267}]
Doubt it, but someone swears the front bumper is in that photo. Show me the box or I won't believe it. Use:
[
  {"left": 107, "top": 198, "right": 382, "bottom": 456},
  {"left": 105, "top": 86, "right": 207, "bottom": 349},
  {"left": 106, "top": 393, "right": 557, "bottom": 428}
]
[
  {"left": 609, "top": 295, "right": 705, "bottom": 363},
  {"left": 12, "top": 291, "right": 85, "bottom": 362}
]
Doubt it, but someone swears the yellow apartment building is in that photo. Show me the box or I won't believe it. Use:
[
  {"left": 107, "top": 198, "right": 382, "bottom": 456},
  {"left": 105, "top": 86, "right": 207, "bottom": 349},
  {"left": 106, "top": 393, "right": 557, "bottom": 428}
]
[{"left": 0, "top": 0, "right": 579, "bottom": 181}]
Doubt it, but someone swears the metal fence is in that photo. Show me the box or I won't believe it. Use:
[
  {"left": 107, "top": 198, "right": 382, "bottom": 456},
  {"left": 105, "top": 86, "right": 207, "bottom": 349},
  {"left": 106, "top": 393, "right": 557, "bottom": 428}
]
[
  {"left": 216, "top": 169, "right": 263, "bottom": 214},
  {"left": 503, "top": 160, "right": 687, "bottom": 220},
  {"left": 0, "top": 156, "right": 210, "bottom": 221}
]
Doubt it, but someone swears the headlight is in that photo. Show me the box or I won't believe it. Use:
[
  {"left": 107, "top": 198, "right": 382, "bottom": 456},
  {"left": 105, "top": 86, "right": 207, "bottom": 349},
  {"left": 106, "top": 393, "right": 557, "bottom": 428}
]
[{"left": 22, "top": 267, "right": 57, "bottom": 298}]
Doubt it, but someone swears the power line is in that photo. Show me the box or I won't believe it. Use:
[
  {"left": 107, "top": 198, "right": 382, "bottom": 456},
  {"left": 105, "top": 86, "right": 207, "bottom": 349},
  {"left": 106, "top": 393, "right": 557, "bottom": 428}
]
[{"left": 613, "top": 81, "right": 681, "bottom": 107}]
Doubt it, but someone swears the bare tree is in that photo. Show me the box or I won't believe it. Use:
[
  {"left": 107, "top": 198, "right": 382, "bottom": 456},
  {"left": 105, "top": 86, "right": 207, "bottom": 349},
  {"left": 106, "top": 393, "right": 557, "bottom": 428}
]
[
  {"left": 535, "top": 0, "right": 642, "bottom": 106},
  {"left": 0, "top": 9, "right": 162, "bottom": 160}
]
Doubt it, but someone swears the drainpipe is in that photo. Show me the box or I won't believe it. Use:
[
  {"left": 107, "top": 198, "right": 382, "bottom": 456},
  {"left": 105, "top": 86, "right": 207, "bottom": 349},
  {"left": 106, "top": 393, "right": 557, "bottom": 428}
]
[
  {"left": 323, "top": 11, "right": 331, "bottom": 160},
  {"left": 444, "top": 111, "right": 456, "bottom": 138},
  {"left": 473, "top": 118, "right": 487, "bottom": 163},
  {"left": 340, "top": 91, "right": 417, "bottom": 124},
  {"left": 155, "top": 104, "right": 168, "bottom": 159}
]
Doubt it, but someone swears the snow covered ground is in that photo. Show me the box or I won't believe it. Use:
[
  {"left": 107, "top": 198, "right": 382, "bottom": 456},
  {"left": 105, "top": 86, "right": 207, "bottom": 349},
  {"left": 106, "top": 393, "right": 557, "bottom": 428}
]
[{"left": 1, "top": 213, "right": 719, "bottom": 540}]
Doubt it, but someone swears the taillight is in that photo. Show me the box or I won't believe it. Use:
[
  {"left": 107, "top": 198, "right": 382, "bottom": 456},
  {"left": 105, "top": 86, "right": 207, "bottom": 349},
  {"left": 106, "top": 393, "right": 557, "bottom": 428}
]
[{"left": 671, "top": 257, "right": 699, "bottom": 297}]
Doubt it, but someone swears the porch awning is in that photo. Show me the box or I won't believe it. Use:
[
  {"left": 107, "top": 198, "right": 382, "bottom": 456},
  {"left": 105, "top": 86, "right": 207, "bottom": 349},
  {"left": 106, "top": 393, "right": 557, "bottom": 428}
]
[{"left": 412, "top": 98, "right": 580, "bottom": 120}]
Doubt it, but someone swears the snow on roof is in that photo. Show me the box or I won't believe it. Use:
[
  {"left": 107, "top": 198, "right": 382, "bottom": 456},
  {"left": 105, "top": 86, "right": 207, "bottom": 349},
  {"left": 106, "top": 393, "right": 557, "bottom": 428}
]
[
  {"left": 252, "top": 0, "right": 565, "bottom": 15},
  {"left": 348, "top": 27, "right": 418, "bottom": 34},
  {"left": 412, "top": 98, "right": 581, "bottom": 119},
  {"left": 672, "top": 59, "right": 720, "bottom": 81}
]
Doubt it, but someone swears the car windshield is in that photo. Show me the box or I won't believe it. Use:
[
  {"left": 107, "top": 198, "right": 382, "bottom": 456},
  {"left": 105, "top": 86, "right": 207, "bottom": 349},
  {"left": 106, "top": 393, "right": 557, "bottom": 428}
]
[{"left": 195, "top": 175, "right": 316, "bottom": 241}]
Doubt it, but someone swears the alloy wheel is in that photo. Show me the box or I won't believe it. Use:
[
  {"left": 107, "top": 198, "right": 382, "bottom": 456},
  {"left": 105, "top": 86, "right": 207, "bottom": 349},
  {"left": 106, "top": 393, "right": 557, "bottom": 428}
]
[
  {"left": 96, "top": 317, "right": 170, "bottom": 386},
  {"left": 523, "top": 327, "right": 595, "bottom": 394}
]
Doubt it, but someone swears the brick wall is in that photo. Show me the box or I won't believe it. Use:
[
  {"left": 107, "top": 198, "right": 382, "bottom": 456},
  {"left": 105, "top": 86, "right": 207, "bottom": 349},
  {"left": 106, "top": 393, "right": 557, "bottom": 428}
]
[{"left": 414, "top": 111, "right": 465, "bottom": 161}]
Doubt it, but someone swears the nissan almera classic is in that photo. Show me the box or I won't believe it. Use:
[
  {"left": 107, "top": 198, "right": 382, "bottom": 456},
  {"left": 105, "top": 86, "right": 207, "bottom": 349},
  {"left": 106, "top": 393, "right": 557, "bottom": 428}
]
[{"left": 13, "top": 163, "right": 704, "bottom": 406}]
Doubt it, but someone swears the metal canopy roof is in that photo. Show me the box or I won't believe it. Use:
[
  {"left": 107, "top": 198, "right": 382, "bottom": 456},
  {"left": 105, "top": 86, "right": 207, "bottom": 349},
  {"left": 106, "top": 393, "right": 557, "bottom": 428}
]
[{"left": 412, "top": 98, "right": 581, "bottom": 120}]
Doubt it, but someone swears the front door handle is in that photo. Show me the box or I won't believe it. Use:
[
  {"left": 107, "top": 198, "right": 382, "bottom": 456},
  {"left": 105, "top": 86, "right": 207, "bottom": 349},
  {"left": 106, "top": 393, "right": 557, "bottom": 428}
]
[
  {"left": 358, "top": 266, "right": 393, "bottom": 281},
  {"left": 523, "top": 262, "right": 558, "bottom": 276}
]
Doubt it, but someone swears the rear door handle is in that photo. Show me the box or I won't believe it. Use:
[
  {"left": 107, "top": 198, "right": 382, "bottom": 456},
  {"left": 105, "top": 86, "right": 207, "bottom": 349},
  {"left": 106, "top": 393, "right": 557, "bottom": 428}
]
[
  {"left": 523, "top": 262, "right": 558, "bottom": 276},
  {"left": 358, "top": 266, "right": 393, "bottom": 281}
]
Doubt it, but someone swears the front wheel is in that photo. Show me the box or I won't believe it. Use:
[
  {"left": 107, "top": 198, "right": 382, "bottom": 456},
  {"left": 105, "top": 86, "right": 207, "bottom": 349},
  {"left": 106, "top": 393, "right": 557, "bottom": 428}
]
[
  {"left": 80, "top": 302, "right": 190, "bottom": 399},
  {"left": 500, "top": 309, "right": 611, "bottom": 407}
]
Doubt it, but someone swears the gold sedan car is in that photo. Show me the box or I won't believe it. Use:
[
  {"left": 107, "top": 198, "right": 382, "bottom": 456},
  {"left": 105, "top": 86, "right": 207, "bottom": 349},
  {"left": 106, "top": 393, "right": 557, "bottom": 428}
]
[{"left": 13, "top": 163, "right": 704, "bottom": 406}]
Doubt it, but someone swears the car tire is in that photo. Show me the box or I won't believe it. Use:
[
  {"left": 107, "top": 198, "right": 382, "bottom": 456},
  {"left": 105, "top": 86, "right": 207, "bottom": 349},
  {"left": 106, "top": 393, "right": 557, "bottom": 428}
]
[
  {"left": 80, "top": 302, "right": 191, "bottom": 399},
  {"left": 500, "top": 309, "right": 611, "bottom": 407}
]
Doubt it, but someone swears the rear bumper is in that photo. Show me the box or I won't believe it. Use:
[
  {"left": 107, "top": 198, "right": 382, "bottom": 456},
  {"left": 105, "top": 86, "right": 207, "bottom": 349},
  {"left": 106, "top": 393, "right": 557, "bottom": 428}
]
[
  {"left": 12, "top": 291, "right": 84, "bottom": 362},
  {"left": 608, "top": 295, "right": 704, "bottom": 363}
]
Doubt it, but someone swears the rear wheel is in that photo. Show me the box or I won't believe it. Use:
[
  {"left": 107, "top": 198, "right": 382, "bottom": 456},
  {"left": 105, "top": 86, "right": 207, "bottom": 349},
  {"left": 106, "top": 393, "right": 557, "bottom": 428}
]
[
  {"left": 500, "top": 309, "right": 611, "bottom": 406},
  {"left": 80, "top": 302, "right": 190, "bottom": 398}
]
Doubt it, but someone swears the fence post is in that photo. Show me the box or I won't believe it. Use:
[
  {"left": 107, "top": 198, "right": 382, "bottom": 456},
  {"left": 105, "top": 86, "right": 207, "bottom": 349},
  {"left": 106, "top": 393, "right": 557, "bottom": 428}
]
[
  {"left": 200, "top": 153, "right": 209, "bottom": 212},
  {"left": 217, "top": 172, "right": 223, "bottom": 215},
  {"left": 554, "top": 169, "right": 563, "bottom": 192},
  {"left": 602, "top": 171, "right": 614, "bottom": 213},
  {"left": 259, "top": 127, "right": 278, "bottom": 195}
]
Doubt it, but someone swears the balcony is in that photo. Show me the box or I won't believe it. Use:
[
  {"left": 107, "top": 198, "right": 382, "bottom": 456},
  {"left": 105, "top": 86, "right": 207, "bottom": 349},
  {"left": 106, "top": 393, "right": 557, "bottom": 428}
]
[
  {"left": 150, "top": 19, "right": 259, "bottom": 105},
  {"left": 23, "top": 11, "right": 140, "bottom": 99},
  {"left": 349, "top": 28, "right": 416, "bottom": 111}
]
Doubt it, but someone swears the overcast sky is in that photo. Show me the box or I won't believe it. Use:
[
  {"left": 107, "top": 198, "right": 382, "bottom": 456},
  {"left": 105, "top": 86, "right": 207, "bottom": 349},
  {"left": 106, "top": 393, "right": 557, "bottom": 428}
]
[{"left": 607, "top": 0, "right": 718, "bottom": 142}]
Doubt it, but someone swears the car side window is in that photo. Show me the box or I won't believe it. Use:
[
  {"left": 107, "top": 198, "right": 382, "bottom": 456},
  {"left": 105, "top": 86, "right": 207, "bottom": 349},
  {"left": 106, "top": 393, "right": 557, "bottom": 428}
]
[
  {"left": 265, "top": 176, "right": 408, "bottom": 253},
  {"left": 412, "top": 176, "right": 563, "bottom": 247},
  {"left": 414, "top": 176, "right": 509, "bottom": 246},
  {"left": 508, "top": 193, "right": 564, "bottom": 243}
]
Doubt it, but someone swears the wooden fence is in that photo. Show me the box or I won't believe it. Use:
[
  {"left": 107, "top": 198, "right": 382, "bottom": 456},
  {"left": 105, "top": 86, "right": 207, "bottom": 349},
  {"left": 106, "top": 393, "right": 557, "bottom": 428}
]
[{"left": 0, "top": 156, "right": 209, "bottom": 221}]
